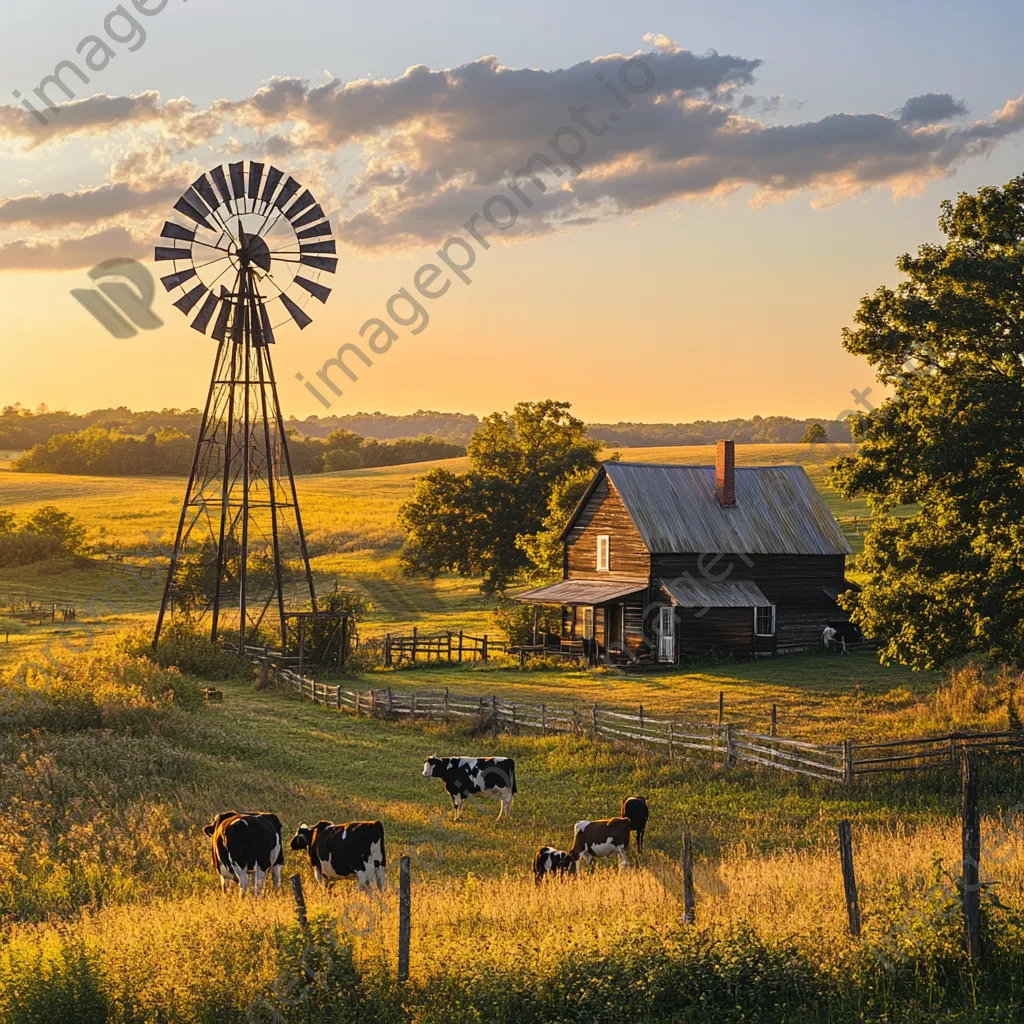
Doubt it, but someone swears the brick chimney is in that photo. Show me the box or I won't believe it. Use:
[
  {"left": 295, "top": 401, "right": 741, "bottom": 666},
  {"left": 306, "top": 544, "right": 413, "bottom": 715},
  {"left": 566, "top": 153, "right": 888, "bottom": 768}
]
[{"left": 716, "top": 439, "right": 736, "bottom": 507}]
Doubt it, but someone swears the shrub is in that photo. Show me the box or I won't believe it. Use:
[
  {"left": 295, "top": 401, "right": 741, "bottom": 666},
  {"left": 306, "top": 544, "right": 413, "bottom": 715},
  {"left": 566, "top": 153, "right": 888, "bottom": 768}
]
[
  {"left": 0, "top": 505, "right": 85, "bottom": 567},
  {"left": 119, "top": 620, "right": 244, "bottom": 681}
]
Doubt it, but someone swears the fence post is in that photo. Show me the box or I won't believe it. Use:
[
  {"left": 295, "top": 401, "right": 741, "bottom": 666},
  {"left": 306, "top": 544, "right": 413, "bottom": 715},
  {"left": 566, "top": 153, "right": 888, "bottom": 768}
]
[
  {"left": 837, "top": 820, "right": 861, "bottom": 937},
  {"left": 961, "top": 753, "right": 982, "bottom": 963},
  {"left": 725, "top": 723, "right": 735, "bottom": 768},
  {"left": 639, "top": 703, "right": 645, "bottom": 751},
  {"left": 668, "top": 720, "right": 675, "bottom": 760},
  {"left": 541, "top": 704, "right": 547, "bottom": 735},
  {"left": 384, "top": 634, "right": 392, "bottom": 668},
  {"left": 459, "top": 631, "right": 464, "bottom": 663},
  {"left": 355, "top": 691, "right": 361, "bottom": 717},
  {"left": 411, "top": 694, "right": 417, "bottom": 718},
  {"left": 718, "top": 690, "right": 724, "bottom": 725},
  {"left": 482, "top": 635, "right": 489, "bottom": 662},
  {"left": 771, "top": 703, "right": 777, "bottom": 738},
  {"left": 411, "top": 627, "right": 418, "bottom": 664},
  {"left": 843, "top": 740, "right": 855, "bottom": 786},
  {"left": 398, "top": 856, "right": 411, "bottom": 984},
  {"left": 572, "top": 702, "right": 580, "bottom": 736},
  {"left": 591, "top": 702, "right": 598, "bottom": 739},
  {"left": 447, "top": 631, "right": 452, "bottom": 662},
  {"left": 387, "top": 688, "right": 394, "bottom": 719},
  {"left": 369, "top": 690, "right": 376, "bottom": 716},
  {"left": 336, "top": 684, "right": 343, "bottom": 712},
  {"left": 290, "top": 873, "right": 308, "bottom": 930},
  {"left": 444, "top": 686, "right": 449, "bottom": 723},
  {"left": 681, "top": 830, "right": 695, "bottom": 924},
  {"left": 491, "top": 695, "right": 498, "bottom": 737}
]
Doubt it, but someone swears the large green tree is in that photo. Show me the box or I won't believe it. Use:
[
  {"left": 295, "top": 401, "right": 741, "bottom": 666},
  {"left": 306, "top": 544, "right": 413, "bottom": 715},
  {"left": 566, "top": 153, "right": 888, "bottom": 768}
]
[
  {"left": 832, "top": 174, "right": 1024, "bottom": 669},
  {"left": 399, "top": 400, "right": 601, "bottom": 592}
]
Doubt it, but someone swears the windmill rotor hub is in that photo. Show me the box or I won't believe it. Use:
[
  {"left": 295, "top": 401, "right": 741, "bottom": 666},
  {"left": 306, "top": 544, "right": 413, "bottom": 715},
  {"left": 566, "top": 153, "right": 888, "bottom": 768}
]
[{"left": 236, "top": 234, "right": 271, "bottom": 272}]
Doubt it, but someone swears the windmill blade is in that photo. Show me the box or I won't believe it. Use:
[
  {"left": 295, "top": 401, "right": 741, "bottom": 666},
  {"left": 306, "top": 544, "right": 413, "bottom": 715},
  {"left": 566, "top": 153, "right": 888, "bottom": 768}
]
[
  {"left": 155, "top": 246, "right": 192, "bottom": 261},
  {"left": 229, "top": 162, "right": 246, "bottom": 201},
  {"left": 299, "top": 254, "right": 338, "bottom": 273},
  {"left": 161, "top": 267, "right": 197, "bottom": 291},
  {"left": 279, "top": 292, "right": 312, "bottom": 330},
  {"left": 173, "top": 195, "right": 214, "bottom": 231},
  {"left": 297, "top": 220, "right": 332, "bottom": 240},
  {"left": 211, "top": 295, "right": 234, "bottom": 342},
  {"left": 247, "top": 161, "right": 265, "bottom": 201},
  {"left": 274, "top": 176, "right": 301, "bottom": 211},
  {"left": 260, "top": 166, "right": 284, "bottom": 207},
  {"left": 174, "top": 283, "right": 208, "bottom": 314},
  {"left": 190, "top": 291, "right": 220, "bottom": 334},
  {"left": 292, "top": 204, "right": 325, "bottom": 229},
  {"left": 284, "top": 189, "right": 316, "bottom": 220},
  {"left": 161, "top": 221, "right": 195, "bottom": 243},
  {"left": 294, "top": 275, "right": 332, "bottom": 303},
  {"left": 300, "top": 240, "right": 337, "bottom": 255},
  {"left": 210, "top": 165, "right": 233, "bottom": 207},
  {"left": 190, "top": 173, "right": 220, "bottom": 213},
  {"left": 259, "top": 303, "right": 276, "bottom": 345}
]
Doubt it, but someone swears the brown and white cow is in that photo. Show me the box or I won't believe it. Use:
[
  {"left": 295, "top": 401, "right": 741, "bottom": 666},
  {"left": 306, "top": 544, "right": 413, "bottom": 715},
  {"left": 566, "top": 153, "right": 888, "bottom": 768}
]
[
  {"left": 290, "top": 820, "right": 387, "bottom": 893},
  {"left": 620, "top": 796, "right": 649, "bottom": 852},
  {"left": 569, "top": 817, "right": 631, "bottom": 873},
  {"left": 533, "top": 846, "right": 574, "bottom": 883},
  {"left": 203, "top": 811, "right": 284, "bottom": 897}
]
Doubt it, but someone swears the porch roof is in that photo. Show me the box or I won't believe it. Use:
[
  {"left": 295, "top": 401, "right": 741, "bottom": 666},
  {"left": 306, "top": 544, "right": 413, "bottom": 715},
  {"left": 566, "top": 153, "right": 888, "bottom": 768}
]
[
  {"left": 658, "top": 577, "right": 769, "bottom": 609},
  {"left": 513, "top": 579, "right": 647, "bottom": 606}
]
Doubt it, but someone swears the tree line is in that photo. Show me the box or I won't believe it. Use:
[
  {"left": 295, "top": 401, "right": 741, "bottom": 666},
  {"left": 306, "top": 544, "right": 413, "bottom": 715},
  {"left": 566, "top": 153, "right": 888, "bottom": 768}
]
[{"left": 0, "top": 506, "right": 85, "bottom": 568}]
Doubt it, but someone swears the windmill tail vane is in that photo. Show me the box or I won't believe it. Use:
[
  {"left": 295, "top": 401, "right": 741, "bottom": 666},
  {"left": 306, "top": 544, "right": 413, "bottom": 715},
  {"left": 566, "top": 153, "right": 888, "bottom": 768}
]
[{"left": 152, "top": 161, "right": 336, "bottom": 654}]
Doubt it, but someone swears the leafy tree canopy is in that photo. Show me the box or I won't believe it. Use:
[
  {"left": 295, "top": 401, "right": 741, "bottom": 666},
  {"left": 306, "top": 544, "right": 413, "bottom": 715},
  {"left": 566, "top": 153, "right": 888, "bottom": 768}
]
[
  {"left": 399, "top": 400, "right": 601, "bottom": 592},
  {"left": 832, "top": 174, "right": 1024, "bottom": 669}
]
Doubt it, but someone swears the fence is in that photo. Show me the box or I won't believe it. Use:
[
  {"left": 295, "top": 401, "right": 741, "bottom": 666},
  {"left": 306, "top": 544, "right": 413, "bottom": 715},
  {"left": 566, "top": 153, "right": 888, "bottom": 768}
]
[
  {"left": 383, "top": 629, "right": 505, "bottom": 667},
  {"left": 271, "top": 665, "right": 1023, "bottom": 783}
]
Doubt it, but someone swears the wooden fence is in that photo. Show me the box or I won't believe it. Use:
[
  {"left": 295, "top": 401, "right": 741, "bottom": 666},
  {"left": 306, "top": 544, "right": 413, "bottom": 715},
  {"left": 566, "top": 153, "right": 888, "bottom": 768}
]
[
  {"left": 272, "top": 665, "right": 1023, "bottom": 783},
  {"left": 383, "top": 629, "right": 505, "bottom": 667}
]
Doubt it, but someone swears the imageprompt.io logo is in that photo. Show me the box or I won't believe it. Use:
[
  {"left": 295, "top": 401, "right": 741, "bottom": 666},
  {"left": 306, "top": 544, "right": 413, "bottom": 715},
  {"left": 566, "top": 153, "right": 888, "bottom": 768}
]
[{"left": 71, "top": 258, "right": 163, "bottom": 338}]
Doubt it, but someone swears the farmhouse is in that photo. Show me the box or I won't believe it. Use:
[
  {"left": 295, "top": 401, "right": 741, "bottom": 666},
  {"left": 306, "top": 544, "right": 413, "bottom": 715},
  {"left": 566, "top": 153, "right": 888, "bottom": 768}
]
[{"left": 516, "top": 441, "right": 857, "bottom": 664}]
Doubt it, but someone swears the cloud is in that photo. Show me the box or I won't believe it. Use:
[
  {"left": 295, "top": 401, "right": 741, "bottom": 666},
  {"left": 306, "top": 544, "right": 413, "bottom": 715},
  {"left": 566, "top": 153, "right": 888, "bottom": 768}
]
[
  {"left": 899, "top": 92, "right": 968, "bottom": 124},
  {"left": 0, "top": 226, "right": 146, "bottom": 271}
]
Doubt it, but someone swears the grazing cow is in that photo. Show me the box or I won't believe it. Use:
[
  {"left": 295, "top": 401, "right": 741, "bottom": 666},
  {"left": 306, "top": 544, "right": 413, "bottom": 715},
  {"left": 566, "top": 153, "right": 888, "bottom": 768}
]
[
  {"left": 533, "top": 846, "right": 574, "bottom": 883},
  {"left": 290, "top": 820, "right": 386, "bottom": 893},
  {"left": 203, "top": 811, "right": 284, "bottom": 897},
  {"left": 620, "top": 796, "right": 649, "bottom": 853},
  {"left": 421, "top": 756, "right": 517, "bottom": 820},
  {"left": 569, "top": 818, "right": 631, "bottom": 873}
]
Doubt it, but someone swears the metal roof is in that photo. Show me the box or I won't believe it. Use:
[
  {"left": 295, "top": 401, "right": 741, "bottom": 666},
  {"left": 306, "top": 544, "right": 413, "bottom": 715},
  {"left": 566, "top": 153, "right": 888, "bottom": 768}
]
[
  {"left": 514, "top": 579, "right": 647, "bottom": 605},
  {"left": 659, "top": 577, "right": 769, "bottom": 609},
  {"left": 603, "top": 463, "right": 851, "bottom": 556}
]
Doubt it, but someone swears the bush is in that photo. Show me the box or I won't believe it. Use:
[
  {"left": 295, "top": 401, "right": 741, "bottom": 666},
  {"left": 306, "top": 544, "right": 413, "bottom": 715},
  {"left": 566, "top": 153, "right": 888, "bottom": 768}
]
[
  {"left": 120, "top": 620, "right": 245, "bottom": 681},
  {"left": 0, "top": 505, "right": 85, "bottom": 567}
]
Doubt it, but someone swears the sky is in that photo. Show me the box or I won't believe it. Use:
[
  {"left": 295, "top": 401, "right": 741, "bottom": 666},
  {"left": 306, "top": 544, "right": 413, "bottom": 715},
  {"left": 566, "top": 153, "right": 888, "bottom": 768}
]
[{"left": 2, "top": 0, "right": 1023, "bottom": 423}]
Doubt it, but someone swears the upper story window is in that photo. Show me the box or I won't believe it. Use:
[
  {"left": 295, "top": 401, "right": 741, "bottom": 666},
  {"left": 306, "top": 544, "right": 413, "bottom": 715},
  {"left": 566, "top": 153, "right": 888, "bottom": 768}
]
[
  {"left": 596, "top": 534, "right": 610, "bottom": 572},
  {"left": 754, "top": 605, "right": 776, "bottom": 636}
]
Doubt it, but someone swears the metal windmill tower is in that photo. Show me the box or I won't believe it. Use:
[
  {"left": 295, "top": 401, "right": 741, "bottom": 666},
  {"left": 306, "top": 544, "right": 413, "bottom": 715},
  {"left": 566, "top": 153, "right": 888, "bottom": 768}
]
[{"left": 152, "top": 162, "right": 336, "bottom": 653}]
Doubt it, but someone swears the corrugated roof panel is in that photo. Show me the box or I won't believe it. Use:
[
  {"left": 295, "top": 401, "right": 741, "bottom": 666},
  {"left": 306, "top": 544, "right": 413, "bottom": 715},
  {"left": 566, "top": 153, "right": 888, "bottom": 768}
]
[
  {"left": 659, "top": 577, "right": 769, "bottom": 608},
  {"left": 514, "top": 579, "right": 647, "bottom": 604},
  {"left": 604, "top": 463, "right": 851, "bottom": 556}
]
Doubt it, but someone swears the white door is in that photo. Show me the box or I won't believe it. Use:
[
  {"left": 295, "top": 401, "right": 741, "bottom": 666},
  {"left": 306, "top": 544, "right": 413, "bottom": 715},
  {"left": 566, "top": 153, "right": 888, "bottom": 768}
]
[{"left": 658, "top": 605, "right": 675, "bottom": 663}]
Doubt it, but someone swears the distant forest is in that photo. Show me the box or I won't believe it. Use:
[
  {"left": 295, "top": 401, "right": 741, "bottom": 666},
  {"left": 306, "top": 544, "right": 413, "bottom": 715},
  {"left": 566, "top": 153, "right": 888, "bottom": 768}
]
[{"left": 1, "top": 404, "right": 854, "bottom": 454}]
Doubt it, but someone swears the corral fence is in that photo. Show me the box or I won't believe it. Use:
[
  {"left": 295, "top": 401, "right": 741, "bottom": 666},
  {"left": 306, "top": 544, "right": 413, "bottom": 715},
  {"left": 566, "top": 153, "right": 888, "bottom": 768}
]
[
  {"left": 269, "top": 663, "right": 1024, "bottom": 784},
  {"left": 383, "top": 629, "right": 506, "bottom": 667}
]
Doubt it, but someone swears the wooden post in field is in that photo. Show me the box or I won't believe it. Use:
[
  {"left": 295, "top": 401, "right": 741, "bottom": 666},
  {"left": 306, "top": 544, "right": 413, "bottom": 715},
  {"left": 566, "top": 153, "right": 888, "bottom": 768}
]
[
  {"left": 290, "top": 873, "right": 308, "bottom": 930},
  {"left": 668, "top": 720, "right": 675, "bottom": 760},
  {"left": 961, "top": 753, "right": 982, "bottom": 963},
  {"left": 681, "top": 830, "right": 695, "bottom": 924},
  {"left": 511, "top": 702, "right": 517, "bottom": 732},
  {"left": 843, "top": 740, "right": 855, "bottom": 786},
  {"left": 398, "top": 856, "right": 411, "bottom": 984},
  {"left": 725, "top": 723, "right": 735, "bottom": 768},
  {"left": 447, "top": 630, "right": 452, "bottom": 662},
  {"left": 639, "top": 703, "right": 645, "bottom": 751},
  {"left": 837, "top": 820, "right": 861, "bottom": 937},
  {"left": 718, "top": 690, "right": 724, "bottom": 725},
  {"left": 770, "top": 703, "right": 777, "bottom": 737},
  {"left": 458, "top": 630, "right": 464, "bottom": 662},
  {"left": 411, "top": 626, "right": 418, "bottom": 664},
  {"left": 591, "top": 702, "right": 598, "bottom": 738},
  {"left": 384, "top": 634, "right": 392, "bottom": 668},
  {"left": 482, "top": 635, "right": 489, "bottom": 662},
  {"left": 541, "top": 703, "right": 547, "bottom": 735},
  {"left": 443, "top": 685, "right": 449, "bottom": 723},
  {"left": 355, "top": 690, "right": 361, "bottom": 716}
]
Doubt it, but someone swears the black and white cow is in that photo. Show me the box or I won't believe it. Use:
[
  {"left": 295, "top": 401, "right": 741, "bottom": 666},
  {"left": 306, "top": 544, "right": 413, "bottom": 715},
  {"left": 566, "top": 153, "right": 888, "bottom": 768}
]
[
  {"left": 569, "top": 817, "right": 631, "bottom": 873},
  {"left": 421, "top": 756, "right": 517, "bottom": 820},
  {"left": 290, "top": 820, "right": 387, "bottom": 893},
  {"left": 203, "top": 811, "right": 284, "bottom": 897},
  {"left": 620, "top": 796, "right": 649, "bottom": 852},
  {"left": 533, "top": 846, "right": 574, "bottom": 883}
]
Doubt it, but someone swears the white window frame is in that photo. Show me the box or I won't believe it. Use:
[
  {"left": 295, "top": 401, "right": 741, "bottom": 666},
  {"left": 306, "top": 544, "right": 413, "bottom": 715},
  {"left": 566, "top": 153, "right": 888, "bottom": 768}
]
[
  {"left": 596, "top": 534, "right": 610, "bottom": 572},
  {"left": 754, "top": 605, "right": 776, "bottom": 637},
  {"left": 582, "top": 606, "right": 595, "bottom": 640}
]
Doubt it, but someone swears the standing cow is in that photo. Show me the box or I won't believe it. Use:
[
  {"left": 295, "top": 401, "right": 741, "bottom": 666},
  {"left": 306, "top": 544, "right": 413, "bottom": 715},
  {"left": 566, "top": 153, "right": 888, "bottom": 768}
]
[
  {"left": 569, "top": 818, "right": 631, "bottom": 873},
  {"left": 421, "top": 756, "right": 517, "bottom": 820},
  {"left": 290, "top": 820, "right": 387, "bottom": 893},
  {"left": 620, "top": 796, "right": 649, "bottom": 852},
  {"left": 533, "top": 846, "right": 574, "bottom": 883},
  {"left": 203, "top": 811, "right": 284, "bottom": 897}
]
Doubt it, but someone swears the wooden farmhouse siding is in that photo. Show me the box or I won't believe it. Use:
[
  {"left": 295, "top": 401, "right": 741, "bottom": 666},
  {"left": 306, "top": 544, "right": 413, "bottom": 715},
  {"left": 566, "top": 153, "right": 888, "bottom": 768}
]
[{"left": 517, "top": 441, "right": 856, "bottom": 665}]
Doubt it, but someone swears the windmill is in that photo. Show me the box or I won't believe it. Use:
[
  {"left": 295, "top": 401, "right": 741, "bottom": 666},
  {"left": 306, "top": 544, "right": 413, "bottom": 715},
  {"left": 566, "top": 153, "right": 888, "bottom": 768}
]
[{"left": 152, "top": 161, "right": 336, "bottom": 654}]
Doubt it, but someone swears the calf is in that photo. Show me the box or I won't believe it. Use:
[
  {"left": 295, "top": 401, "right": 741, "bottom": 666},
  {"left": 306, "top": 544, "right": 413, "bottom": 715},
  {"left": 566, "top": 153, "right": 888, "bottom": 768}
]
[
  {"left": 203, "top": 811, "right": 284, "bottom": 897},
  {"left": 620, "top": 796, "right": 649, "bottom": 853},
  {"left": 533, "top": 846, "right": 574, "bottom": 883},
  {"left": 569, "top": 817, "right": 631, "bottom": 873},
  {"left": 290, "top": 820, "right": 386, "bottom": 893},
  {"left": 422, "top": 756, "right": 517, "bottom": 820}
]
